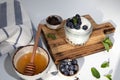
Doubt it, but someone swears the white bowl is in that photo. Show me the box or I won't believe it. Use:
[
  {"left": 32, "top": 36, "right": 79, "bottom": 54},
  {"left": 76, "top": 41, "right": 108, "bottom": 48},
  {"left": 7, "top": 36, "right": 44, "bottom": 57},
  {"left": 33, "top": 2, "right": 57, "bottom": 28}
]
[
  {"left": 12, "top": 45, "right": 50, "bottom": 80},
  {"left": 58, "top": 59, "right": 79, "bottom": 79},
  {"left": 46, "top": 15, "right": 63, "bottom": 29}
]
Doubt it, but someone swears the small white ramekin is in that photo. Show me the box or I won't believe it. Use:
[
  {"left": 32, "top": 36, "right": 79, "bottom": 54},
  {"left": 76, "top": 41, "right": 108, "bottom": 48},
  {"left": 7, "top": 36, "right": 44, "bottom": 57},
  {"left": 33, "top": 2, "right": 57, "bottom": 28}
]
[{"left": 46, "top": 15, "right": 63, "bottom": 29}]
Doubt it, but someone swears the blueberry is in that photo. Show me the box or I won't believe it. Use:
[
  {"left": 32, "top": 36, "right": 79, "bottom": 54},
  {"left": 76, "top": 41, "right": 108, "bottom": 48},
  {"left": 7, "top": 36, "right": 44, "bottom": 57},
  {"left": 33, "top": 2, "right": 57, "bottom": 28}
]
[
  {"left": 60, "top": 67, "right": 66, "bottom": 72},
  {"left": 69, "top": 65, "right": 74, "bottom": 70},
  {"left": 66, "top": 18, "right": 71, "bottom": 23},
  {"left": 74, "top": 24, "right": 80, "bottom": 29},
  {"left": 65, "top": 65, "right": 69, "bottom": 70},
  {"left": 66, "top": 21, "right": 71, "bottom": 27},
  {"left": 63, "top": 71, "right": 69, "bottom": 76},
  {"left": 74, "top": 65, "right": 78, "bottom": 71},
  {"left": 61, "top": 61, "right": 67, "bottom": 65},
  {"left": 69, "top": 70, "right": 74, "bottom": 76},
  {"left": 67, "top": 59, "right": 72, "bottom": 62},
  {"left": 72, "top": 59, "right": 78, "bottom": 65},
  {"left": 82, "top": 25, "right": 88, "bottom": 30},
  {"left": 66, "top": 22, "right": 74, "bottom": 29},
  {"left": 70, "top": 24, "right": 74, "bottom": 29},
  {"left": 59, "top": 64, "right": 65, "bottom": 69},
  {"left": 77, "top": 18, "right": 82, "bottom": 25},
  {"left": 67, "top": 61, "right": 72, "bottom": 65},
  {"left": 75, "top": 14, "right": 80, "bottom": 19}
]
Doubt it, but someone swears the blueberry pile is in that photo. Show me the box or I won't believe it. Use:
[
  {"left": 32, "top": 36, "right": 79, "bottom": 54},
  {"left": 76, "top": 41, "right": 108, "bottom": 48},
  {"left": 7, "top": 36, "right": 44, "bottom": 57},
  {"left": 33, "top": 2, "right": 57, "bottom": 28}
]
[
  {"left": 59, "top": 59, "right": 79, "bottom": 76},
  {"left": 66, "top": 14, "right": 82, "bottom": 29}
]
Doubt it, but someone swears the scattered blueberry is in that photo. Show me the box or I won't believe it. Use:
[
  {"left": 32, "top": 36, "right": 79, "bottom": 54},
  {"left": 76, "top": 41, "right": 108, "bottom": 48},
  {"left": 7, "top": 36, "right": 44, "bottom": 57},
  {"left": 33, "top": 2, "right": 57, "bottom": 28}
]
[{"left": 82, "top": 25, "right": 88, "bottom": 30}]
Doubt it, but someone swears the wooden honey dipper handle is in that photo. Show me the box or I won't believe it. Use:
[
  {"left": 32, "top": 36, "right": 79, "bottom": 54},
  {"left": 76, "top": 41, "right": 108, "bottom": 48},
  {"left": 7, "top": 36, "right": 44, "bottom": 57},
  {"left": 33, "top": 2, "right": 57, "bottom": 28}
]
[
  {"left": 30, "top": 24, "right": 43, "bottom": 63},
  {"left": 24, "top": 24, "right": 43, "bottom": 76}
]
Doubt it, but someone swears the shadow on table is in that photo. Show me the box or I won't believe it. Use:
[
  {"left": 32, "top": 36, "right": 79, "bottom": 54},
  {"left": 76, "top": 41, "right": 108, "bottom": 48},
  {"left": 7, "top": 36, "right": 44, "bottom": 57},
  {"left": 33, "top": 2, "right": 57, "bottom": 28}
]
[
  {"left": 113, "top": 57, "right": 120, "bottom": 80},
  {"left": 4, "top": 52, "right": 44, "bottom": 80},
  {"left": 77, "top": 57, "right": 85, "bottom": 72},
  {"left": 4, "top": 54, "right": 22, "bottom": 80}
]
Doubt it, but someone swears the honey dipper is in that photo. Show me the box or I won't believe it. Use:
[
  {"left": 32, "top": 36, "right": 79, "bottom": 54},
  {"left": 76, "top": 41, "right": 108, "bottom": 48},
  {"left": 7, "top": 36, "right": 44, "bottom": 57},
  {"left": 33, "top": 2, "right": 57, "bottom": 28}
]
[{"left": 24, "top": 24, "right": 43, "bottom": 76}]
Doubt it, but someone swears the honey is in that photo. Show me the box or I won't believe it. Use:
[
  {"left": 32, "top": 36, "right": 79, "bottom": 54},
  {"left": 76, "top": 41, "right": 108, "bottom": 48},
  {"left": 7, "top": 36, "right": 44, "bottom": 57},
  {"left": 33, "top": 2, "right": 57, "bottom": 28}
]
[{"left": 16, "top": 52, "right": 48, "bottom": 75}]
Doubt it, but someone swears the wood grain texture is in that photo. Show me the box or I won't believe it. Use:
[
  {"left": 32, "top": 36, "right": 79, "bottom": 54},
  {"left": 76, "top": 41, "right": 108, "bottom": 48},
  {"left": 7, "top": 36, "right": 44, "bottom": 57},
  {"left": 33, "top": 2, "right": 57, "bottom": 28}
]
[{"left": 41, "top": 15, "right": 115, "bottom": 64}]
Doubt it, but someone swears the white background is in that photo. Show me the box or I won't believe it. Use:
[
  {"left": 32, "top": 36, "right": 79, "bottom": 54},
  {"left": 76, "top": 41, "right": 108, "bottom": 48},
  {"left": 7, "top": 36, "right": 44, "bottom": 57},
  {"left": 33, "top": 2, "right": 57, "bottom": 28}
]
[{"left": 21, "top": 0, "right": 120, "bottom": 28}]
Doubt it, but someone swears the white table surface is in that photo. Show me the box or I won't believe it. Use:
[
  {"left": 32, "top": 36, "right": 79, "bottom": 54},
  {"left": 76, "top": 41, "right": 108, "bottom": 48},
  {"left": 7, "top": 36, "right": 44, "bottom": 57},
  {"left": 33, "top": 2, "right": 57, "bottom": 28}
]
[{"left": 0, "top": 0, "right": 120, "bottom": 80}]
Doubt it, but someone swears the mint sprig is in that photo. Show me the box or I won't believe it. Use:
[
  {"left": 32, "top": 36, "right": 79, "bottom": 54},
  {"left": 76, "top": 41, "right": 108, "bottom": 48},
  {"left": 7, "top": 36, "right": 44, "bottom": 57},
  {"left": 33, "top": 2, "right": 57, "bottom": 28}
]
[
  {"left": 101, "top": 61, "right": 109, "bottom": 68},
  {"left": 47, "top": 33, "right": 56, "bottom": 40},
  {"left": 102, "top": 37, "right": 113, "bottom": 52},
  {"left": 105, "top": 74, "right": 112, "bottom": 80},
  {"left": 73, "top": 17, "right": 77, "bottom": 25},
  {"left": 91, "top": 67, "right": 101, "bottom": 79}
]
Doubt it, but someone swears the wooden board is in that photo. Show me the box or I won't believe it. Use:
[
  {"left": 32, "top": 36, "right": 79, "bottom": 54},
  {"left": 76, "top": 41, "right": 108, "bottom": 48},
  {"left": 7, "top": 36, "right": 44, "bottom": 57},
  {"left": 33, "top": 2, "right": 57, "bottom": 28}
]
[{"left": 41, "top": 15, "right": 115, "bottom": 64}]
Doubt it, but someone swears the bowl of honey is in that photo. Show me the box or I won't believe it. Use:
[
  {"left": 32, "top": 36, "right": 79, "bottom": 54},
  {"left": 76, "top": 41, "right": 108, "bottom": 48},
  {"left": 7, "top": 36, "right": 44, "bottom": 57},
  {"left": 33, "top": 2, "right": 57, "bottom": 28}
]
[{"left": 12, "top": 45, "right": 50, "bottom": 80}]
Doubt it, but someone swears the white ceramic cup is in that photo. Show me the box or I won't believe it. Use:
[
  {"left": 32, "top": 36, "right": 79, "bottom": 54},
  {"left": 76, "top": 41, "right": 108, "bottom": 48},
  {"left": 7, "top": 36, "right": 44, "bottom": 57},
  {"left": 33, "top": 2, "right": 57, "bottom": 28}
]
[
  {"left": 46, "top": 15, "right": 63, "bottom": 29},
  {"left": 12, "top": 45, "right": 50, "bottom": 80}
]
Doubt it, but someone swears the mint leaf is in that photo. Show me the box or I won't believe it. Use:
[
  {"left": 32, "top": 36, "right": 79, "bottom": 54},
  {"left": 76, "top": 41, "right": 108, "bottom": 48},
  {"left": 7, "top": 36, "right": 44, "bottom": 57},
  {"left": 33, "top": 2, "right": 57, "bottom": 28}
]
[
  {"left": 91, "top": 67, "right": 100, "bottom": 79},
  {"left": 47, "top": 33, "right": 56, "bottom": 40},
  {"left": 102, "top": 37, "right": 113, "bottom": 52},
  {"left": 47, "top": 33, "right": 51, "bottom": 38},
  {"left": 101, "top": 61, "right": 109, "bottom": 68},
  {"left": 104, "top": 37, "right": 113, "bottom": 46},
  {"left": 73, "top": 17, "right": 77, "bottom": 25},
  {"left": 102, "top": 42, "right": 110, "bottom": 52},
  {"left": 105, "top": 74, "right": 112, "bottom": 80}
]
